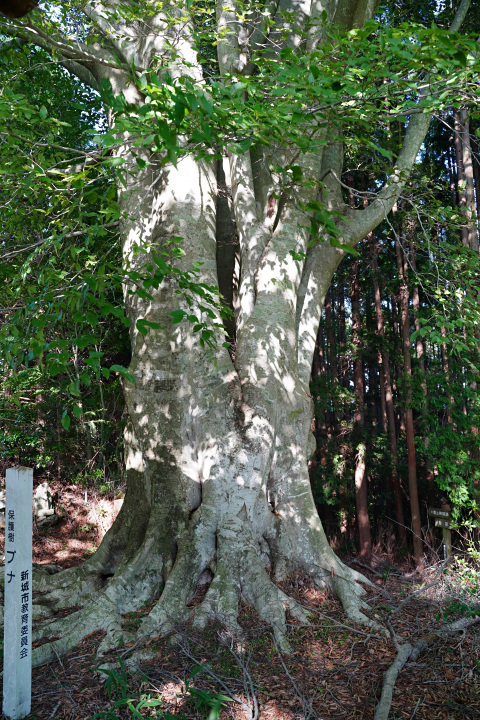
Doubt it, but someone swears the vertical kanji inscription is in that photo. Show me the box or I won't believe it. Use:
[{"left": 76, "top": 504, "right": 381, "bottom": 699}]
[{"left": 3, "top": 467, "right": 33, "bottom": 720}]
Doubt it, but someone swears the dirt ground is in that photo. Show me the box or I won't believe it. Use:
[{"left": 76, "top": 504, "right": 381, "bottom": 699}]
[
  {"left": 30, "top": 480, "right": 120, "bottom": 568},
  {"left": 1, "top": 482, "right": 479, "bottom": 720}
]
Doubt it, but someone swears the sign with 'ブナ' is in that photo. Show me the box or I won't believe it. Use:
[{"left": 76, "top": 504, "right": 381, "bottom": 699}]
[{"left": 3, "top": 467, "right": 33, "bottom": 720}]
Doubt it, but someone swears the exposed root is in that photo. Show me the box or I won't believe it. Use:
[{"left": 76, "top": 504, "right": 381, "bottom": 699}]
[
  {"left": 192, "top": 557, "right": 243, "bottom": 637},
  {"left": 277, "top": 588, "right": 311, "bottom": 624},
  {"left": 32, "top": 601, "right": 111, "bottom": 667},
  {"left": 374, "top": 616, "right": 480, "bottom": 720},
  {"left": 324, "top": 558, "right": 384, "bottom": 632},
  {"left": 33, "top": 555, "right": 109, "bottom": 600},
  {"left": 31, "top": 538, "right": 166, "bottom": 668},
  {"left": 31, "top": 509, "right": 381, "bottom": 667},
  {"left": 138, "top": 517, "right": 215, "bottom": 638},
  {"left": 241, "top": 544, "right": 304, "bottom": 652},
  {"left": 193, "top": 526, "right": 311, "bottom": 652}
]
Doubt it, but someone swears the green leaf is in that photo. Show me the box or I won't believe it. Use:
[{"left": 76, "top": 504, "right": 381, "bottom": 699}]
[
  {"left": 170, "top": 309, "right": 186, "bottom": 324},
  {"left": 136, "top": 318, "right": 163, "bottom": 336},
  {"left": 72, "top": 405, "right": 82, "bottom": 419},
  {"left": 68, "top": 382, "right": 81, "bottom": 397},
  {"left": 110, "top": 365, "right": 135, "bottom": 383}
]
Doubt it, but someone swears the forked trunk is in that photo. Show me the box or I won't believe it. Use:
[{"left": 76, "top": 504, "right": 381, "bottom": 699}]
[
  {"left": 31, "top": 149, "right": 374, "bottom": 666},
  {"left": 116, "top": 152, "right": 371, "bottom": 646}
]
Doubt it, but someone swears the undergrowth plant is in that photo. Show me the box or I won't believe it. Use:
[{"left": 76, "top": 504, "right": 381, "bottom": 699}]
[{"left": 94, "top": 659, "right": 231, "bottom": 720}]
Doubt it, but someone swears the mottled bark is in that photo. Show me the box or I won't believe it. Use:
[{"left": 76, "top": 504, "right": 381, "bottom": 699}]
[
  {"left": 338, "top": 278, "right": 349, "bottom": 393},
  {"left": 471, "top": 128, "right": 480, "bottom": 230},
  {"left": 440, "top": 325, "right": 454, "bottom": 425}
]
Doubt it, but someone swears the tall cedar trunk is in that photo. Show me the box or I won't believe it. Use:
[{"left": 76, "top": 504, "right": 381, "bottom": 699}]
[
  {"left": 371, "top": 241, "right": 406, "bottom": 542},
  {"left": 468, "top": 122, "right": 480, "bottom": 426},
  {"left": 312, "top": 322, "right": 326, "bottom": 380},
  {"left": 379, "top": 360, "right": 388, "bottom": 434},
  {"left": 409, "top": 244, "right": 427, "bottom": 382},
  {"left": 351, "top": 259, "right": 371, "bottom": 560},
  {"left": 324, "top": 289, "right": 338, "bottom": 433},
  {"left": 454, "top": 110, "right": 479, "bottom": 252},
  {"left": 392, "top": 297, "right": 405, "bottom": 434},
  {"left": 338, "top": 278, "right": 350, "bottom": 426},
  {"left": 470, "top": 126, "right": 480, "bottom": 227},
  {"left": 409, "top": 241, "right": 433, "bottom": 481},
  {"left": 365, "top": 289, "right": 379, "bottom": 433},
  {"left": 395, "top": 240, "right": 423, "bottom": 564},
  {"left": 311, "top": 321, "right": 328, "bottom": 472},
  {"left": 447, "top": 144, "right": 457, "bottom": 208}
]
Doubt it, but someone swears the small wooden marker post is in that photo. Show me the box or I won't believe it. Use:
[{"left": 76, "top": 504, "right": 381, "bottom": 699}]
[
  {"left": 3, "top": 467, "right": 33, "bottom": 720},
  {"left": 428, "top": 500, "right": 452, "bottom": 563}
]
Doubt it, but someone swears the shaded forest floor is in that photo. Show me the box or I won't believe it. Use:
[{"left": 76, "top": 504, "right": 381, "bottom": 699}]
[{"left": 2, "top": 483, "right": 480, "bottom": 720}]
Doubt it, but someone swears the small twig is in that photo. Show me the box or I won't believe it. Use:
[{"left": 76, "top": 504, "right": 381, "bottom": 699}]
[
  {"left": 48, "top": 701, "right": 62, "bottom": 719},
  {"left": 299, "top": 606, "right": 382, "bottom": 639},
  {"left": 409, "top": 695, "right": 423, "bottom": 720},
  {"left": 273, "top": 639, "right": 316, "bottom": 720},
  {"left": 351, "top": 559, "right": 384, "bottom": 577},
  {"left": 385, "top": 617, "right": 401, "bottom": 652},
  {"left": 325, "top": 684, "right": 349, "bottom": 715},
  {"left": 224, "top": 641, "right": 259, "bottom": 720},
  {"left": 0, "top": 222, "right": 119, "bottom": 261},
  {"left": 347, "top": 637, "right": 367, "bottom": 663},
  {"left": 52, "top": 645, "right": 65, "bottom": 674}
]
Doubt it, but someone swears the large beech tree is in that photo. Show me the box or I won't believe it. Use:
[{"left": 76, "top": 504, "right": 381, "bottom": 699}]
[{"left": 1, "top": 0, "right": 476, "bottom": 664}]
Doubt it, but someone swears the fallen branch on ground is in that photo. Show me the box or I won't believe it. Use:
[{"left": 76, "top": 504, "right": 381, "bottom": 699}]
[{"left": 374, "top": 616, "right": 480, "bottom": 720}]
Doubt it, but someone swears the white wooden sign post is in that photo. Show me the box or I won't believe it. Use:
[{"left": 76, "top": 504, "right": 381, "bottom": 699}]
[{"left": 3, "top": 467, "right": 33, "bottom": 720}]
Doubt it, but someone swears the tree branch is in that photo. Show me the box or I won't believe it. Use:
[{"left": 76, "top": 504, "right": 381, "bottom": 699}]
[
  {"left": 81, "top": 1, "right": 143, "bottom": 69},
  {"left": 228, "top": 151, "right": 271, "bottom": 332},
  {"left": 338, "top": 110, "right": 431, "bottom": 245},
  {"left": 0, "top": 14, "right": 139, "bottom": 89},
  {"left": 60, "top": 58, "right": 100, "bottom": 91},
  {"left": 335, "top": 0, "right": 472, "bottom": 246},
  {"left": 22, "top": 19, "right": 119, "bottom": 68},
  {"left": 449, "top": 0, "right": 471, "bottom": 32},
  {"left": 374, "top": 616, "right": 480, "bottom": 720},
  {"left": 0, "top": 223, "right": 119, "bottom": 262},
  {"left": 296, "top": 240, "right": 343, "bottom": 387}
]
